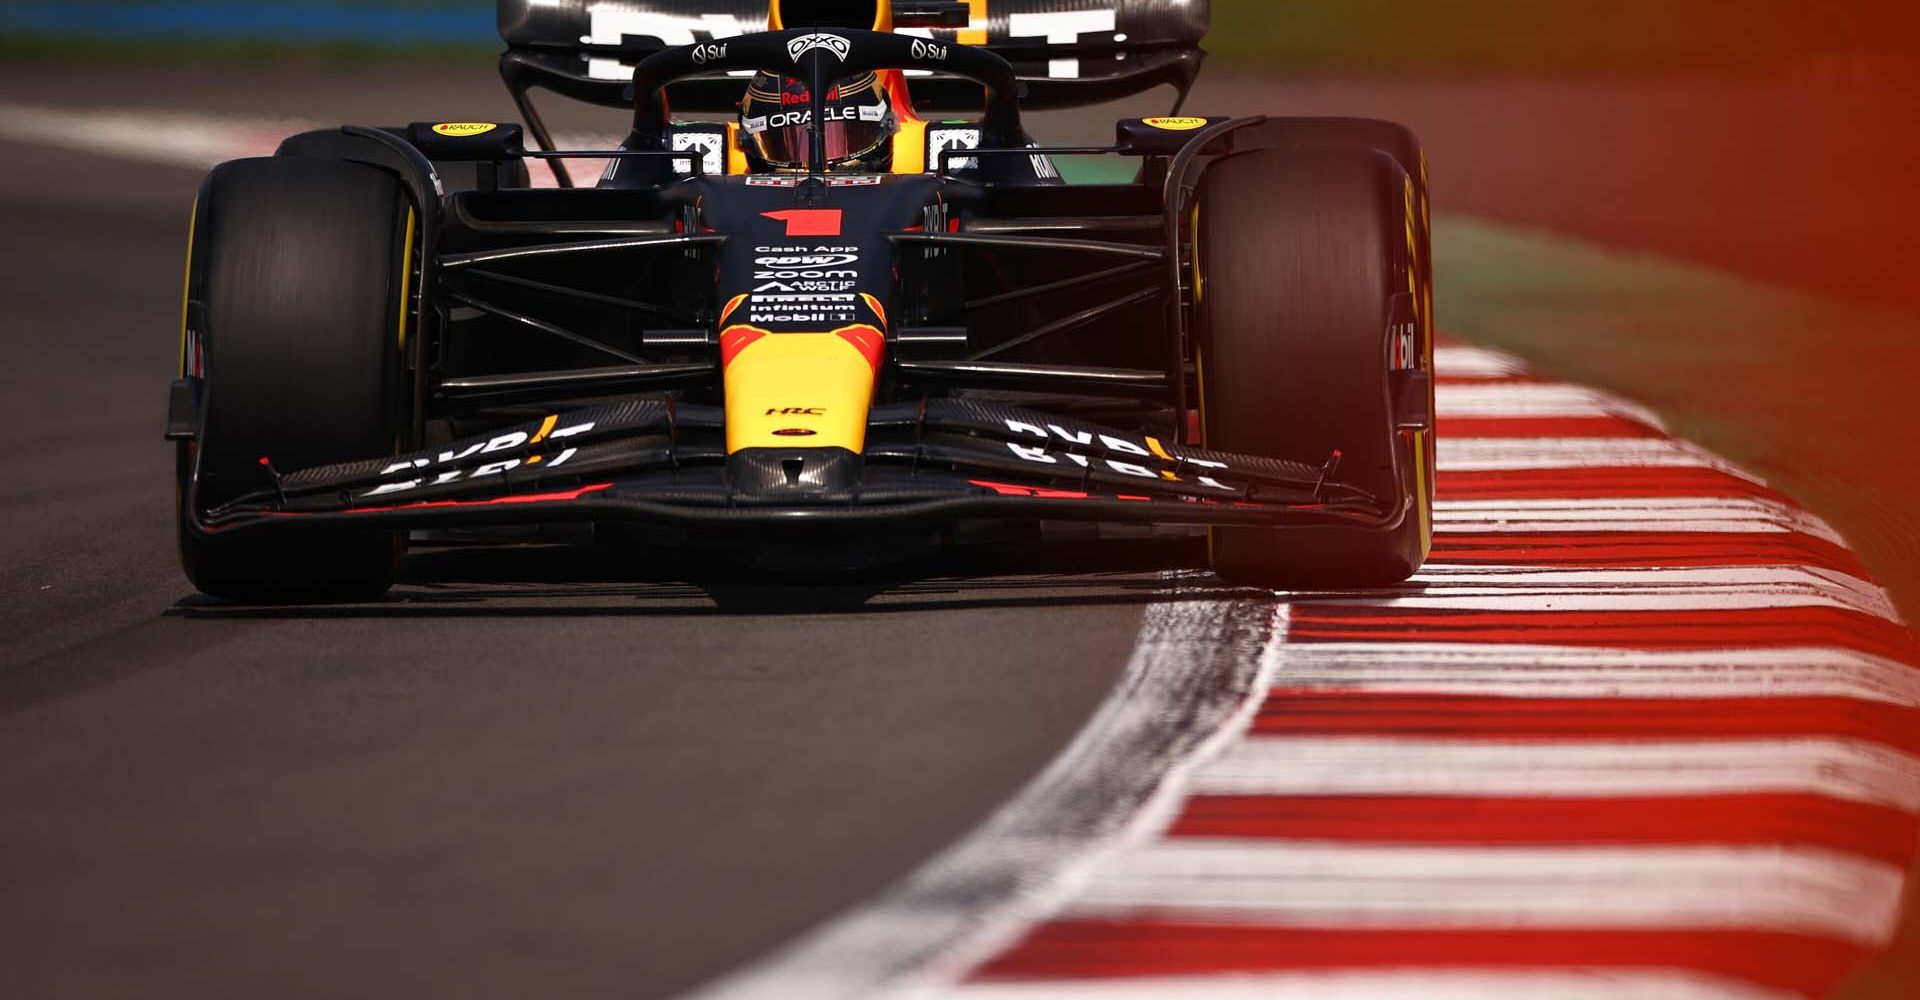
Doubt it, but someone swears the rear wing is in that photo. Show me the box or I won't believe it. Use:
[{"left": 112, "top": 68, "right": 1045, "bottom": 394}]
[{"left": 498, "top": 0, "right": 1209, "bottom": 114}]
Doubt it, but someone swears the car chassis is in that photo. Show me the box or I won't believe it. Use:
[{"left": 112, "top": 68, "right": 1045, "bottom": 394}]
[{"left": 169, "top": 25, "right": 1432, "bottom": 553}]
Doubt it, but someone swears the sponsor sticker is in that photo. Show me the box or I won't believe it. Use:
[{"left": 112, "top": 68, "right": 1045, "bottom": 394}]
[
  {"left": 747, "top": 290, "right": 859, "bottom": 325},
  {"left": 755, "top": 252, "right": 860, "bottom": 268},
  {"left": 1142, "top": 116, "right": 1208, "bottom": 132},
  {"left": 744, "top": 175, "right": 883, "bottom": 188},
  {"left": 359, "top": 419, "right": 594, "bottom": 498},
  {"left": 749, "top": 103, "right": 884, "bottom": 133},
  {"left": 755, "top": 280, "right": 857, "bottom": 292},
  {"left": 787, "top": 33, "right": 852, "bottom": 62},
  {"left": 432, "top": 122, "right": 498, "bottom": 137},
  {"left": 754, "top": 244, "right": 860, "bottom": 254},
  {"left": 929, "top": 127, "right": 981, "bottom": 171},
  {"left": 762, "top": 209, "right": 843, "bottom": 237},
  {"left": 671, "top": 131, "right": 724, "bottom": 176}
]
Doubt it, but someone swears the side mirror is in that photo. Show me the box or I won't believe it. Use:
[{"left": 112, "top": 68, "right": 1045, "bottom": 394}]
[
  {"left": 1116, "top": 117, "right": 1228, "bottom": 154},
  {"left": 893, "top": 1, "right": 971, "bottom": 29}
]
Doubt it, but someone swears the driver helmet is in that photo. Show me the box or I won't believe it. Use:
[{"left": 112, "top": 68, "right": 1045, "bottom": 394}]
[{"left": 739, "top": 70, "right": 896, "bottom": 172}]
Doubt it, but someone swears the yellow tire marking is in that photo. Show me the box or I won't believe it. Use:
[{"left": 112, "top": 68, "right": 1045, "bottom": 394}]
[
  {"left": 1189, "top": 201, "right": 1205, "bottom": 306},
  {"left": 396, "top": 207, "right": 417, "bottom": 351},
  {"left": 178, "top": 196, "right": 197, "bottom": 377},
  {"left": 1196, "top": 344, "right": 1218, "bottom": 567},
  {"left": 1191, "top": 199, "right": 1217, "bottom": 565},
  {"left": 1412, "top": 427, "right": 1433, "bottom": 557}
]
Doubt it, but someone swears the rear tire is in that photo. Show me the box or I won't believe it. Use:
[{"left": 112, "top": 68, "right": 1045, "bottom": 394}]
[
  {"left": 1196, "top": 146, "right": 1434, "bottom": 590},
  {"left": 177, "top": 157, "right": 415, "bottom": 602}
]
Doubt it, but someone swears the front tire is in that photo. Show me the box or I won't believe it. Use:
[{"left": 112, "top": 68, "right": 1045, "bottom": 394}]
[
  {"left": 1196, "top": 145, "right": 1434, "bottom": 590},
  {"left": 177, "top": 157, "right": 415, "bottom": 602}
]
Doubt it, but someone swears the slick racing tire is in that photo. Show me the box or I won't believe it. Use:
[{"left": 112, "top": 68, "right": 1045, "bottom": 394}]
[
  {"left": 1196, "top": 146, "right": 1435, "bottom": 590},
  {"left": 177, "top": 157, "right": 415, "bottom": 602},
  {"left": 1246, "top": 117, "right": 1437, "bottom": 500},
  {"left": 1249, "top": 118, "right": 1434, "bottom": 345}
]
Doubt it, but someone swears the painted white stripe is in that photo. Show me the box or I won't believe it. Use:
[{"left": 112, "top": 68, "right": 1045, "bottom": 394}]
[
  {"left": 1297, "top": 590, "right": 1880, "bottom": 615},
  {"left": 1191, "top": 737, "right": 1920, "bottom": 812},
  {"left": 687, "top": 596, "right": 1287, "bottom": 1000},
  {"left": 1433, "top": 345, "right": 1527, "bottom": 378},
  {"left": 1413, "top": 563, "right": 1882, "bottom": 595},
  {"left": 1268, "top": 644, "right": 1920, "bottom": 706},
  {"left": 1062, "top": 840, "right": 1903, "bottom": 945},
  {"left": 941, "top": 970, "right": 1797, "bottom": 1000},
  {"left": 1437, "top": 437, "right": 1750, "bottom": 473},
  {"left": 1294, "top": 565, "right": 1899, "bottom": 620},
  {"left": 1435, "top": 383, "right": 1664, "bottom": 425},
  {"left": 1434, "top": 497, "right": 1843, "bottom": 544},
  {"left": 1439, "top": 518, "right": 1829, "bottom": 537}
]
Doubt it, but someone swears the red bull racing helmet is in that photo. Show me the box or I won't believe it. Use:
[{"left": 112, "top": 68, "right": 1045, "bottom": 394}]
[{"left": 739, "top": 70, "right": 896, "bottom": 172}]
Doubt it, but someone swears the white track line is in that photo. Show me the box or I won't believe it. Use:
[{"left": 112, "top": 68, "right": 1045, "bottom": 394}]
[
  {"left": 1191, "top": 737, "right": 1920, "bottom": 811},
  {"left": 944, "top": 971, "right": 1799, "bottom": 1000},
  {"left": 1436, "top": 383, "right": 1666, "bottom": 425},
  {"left": 1266, "top": 644, "right": 1920, "bottom": 705},
  {"left": 685, "top": 594, "right": 1286, "bottom": 1000},
  {"left": 1433, "top": 498, "right": 1843, "bottom": 542},
  {"left": 1298, "top": 565, "right": 1898, "bottom": 618},
  {"left": 1434, "top": 346, "right": 1528, "bottom": 378},
  {"left": 1063, "top": 840, "right": 1904, "bottom": 945},
  {"left": 1437, "top": 437, "right": 1752, "bottom": 473}
]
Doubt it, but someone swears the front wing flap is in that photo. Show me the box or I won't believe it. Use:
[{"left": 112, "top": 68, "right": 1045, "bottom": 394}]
[{"left": 187, "top": 400, "right": 1407, "bottom": 538}]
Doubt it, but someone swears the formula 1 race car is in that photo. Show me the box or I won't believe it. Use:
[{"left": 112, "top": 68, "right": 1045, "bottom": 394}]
[{"left": 168, "top": 0, "right": 1436, "bottom": 601}]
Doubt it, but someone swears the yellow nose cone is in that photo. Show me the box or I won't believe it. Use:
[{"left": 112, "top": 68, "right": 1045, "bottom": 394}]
[{"left": 721, "top": 324, "right": 885, "bottom": 453}]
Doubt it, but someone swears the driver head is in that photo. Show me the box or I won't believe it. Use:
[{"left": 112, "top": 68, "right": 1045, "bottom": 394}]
[{"left": 739, "top": 70, "right": 897, "bottom": 173}]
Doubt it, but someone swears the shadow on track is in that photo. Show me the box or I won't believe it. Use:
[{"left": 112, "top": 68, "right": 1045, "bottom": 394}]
[{"left": 165, "top": 537, "right": 1258, "bottom": 621}]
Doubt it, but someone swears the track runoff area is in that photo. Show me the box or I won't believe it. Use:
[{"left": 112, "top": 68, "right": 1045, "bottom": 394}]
[
  {"left": 6, "top": 105, "right": 1916, "bottom": 1000},
  {"left": 692, "top": 339, "right": 1920, "bottom": 1000}
]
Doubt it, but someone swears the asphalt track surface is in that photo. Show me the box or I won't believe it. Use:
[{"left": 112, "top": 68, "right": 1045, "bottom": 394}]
[
  {"left": 0, "top": 132, "right": 1171, "bottom": 996},
  {"left": 4, "top": 61, "right": 1919, "bottom": 998}
]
